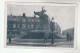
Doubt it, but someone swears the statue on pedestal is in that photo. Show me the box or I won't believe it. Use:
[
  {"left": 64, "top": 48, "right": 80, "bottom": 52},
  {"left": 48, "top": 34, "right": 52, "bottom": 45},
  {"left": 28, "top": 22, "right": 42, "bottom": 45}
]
[
  {"left": 34, "top": 6, "right": 50, "bottom": 43},
  {"left": 34, "top": 6, "right": 49, "bottom": 30}
]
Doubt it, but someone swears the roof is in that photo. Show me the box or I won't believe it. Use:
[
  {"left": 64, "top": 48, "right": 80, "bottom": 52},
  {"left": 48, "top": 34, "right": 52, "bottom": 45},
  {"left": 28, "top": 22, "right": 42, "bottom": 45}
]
[{"left": 7, "top": 15, "right": 39, "bottom": 21}]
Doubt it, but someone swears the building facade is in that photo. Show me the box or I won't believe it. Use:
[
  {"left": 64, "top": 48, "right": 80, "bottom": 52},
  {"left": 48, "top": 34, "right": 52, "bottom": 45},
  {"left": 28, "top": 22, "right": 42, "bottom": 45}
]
[
  {"left": 7, "top": 14, "right": 61, "bottom": 39},
  {"left": 7, "top": 12, "right": 61, "bottom": 39},
  {"left": 7, "top": 13, "right": 41, "bottom": 38}
]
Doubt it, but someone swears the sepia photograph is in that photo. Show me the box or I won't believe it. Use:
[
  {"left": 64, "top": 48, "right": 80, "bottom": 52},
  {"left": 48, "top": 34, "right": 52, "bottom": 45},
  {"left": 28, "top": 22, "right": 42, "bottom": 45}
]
[{"left": 6, "top": 2, "right": 76, "bottom": 48}]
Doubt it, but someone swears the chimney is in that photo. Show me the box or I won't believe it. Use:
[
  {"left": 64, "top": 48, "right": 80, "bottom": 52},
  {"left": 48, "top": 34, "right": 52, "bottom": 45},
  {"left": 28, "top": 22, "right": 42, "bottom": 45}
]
[{"left": 22, "top": 13, "right": 25, "bottom": 17}]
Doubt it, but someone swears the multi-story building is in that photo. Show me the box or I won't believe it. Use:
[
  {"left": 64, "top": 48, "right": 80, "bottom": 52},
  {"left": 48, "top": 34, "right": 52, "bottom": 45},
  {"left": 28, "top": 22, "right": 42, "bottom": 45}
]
[
  {"left": 7, "top": 13, "right": 61, "bottom": 39},
  {"left": 62, "top": 28, "right": 74, "bottom": 40},
  {"left": 7, "top": 13, "right": 40, "bottom": 38}
]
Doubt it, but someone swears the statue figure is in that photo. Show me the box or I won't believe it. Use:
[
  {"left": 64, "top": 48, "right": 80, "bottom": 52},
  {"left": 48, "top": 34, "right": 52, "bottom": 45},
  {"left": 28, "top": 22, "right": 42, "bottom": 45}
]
[
  {"left": 34, "top": 6, "right": 50, "bottom": 43},
  {"left": 34, "top": 6, "right": 49, "bottom": 30}
]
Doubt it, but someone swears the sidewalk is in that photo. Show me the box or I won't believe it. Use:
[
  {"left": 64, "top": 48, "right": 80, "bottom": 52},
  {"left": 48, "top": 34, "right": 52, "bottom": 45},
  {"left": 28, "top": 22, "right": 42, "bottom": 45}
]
[{"left": 7, "top": 40, "right": 74, "bottom": 47}]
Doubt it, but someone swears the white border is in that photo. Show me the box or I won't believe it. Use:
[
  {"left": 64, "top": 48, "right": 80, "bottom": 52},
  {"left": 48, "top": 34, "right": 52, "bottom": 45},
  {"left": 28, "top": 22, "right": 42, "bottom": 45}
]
[{"left": 4, "top": 1, "right": 78, "bottom": 50}]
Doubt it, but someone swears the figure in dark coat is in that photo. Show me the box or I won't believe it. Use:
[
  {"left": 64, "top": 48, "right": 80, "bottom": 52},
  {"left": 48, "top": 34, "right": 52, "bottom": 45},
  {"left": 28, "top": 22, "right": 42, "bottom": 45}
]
[{"left": 9, "top": 36, "right": 11, "bottom": 43}]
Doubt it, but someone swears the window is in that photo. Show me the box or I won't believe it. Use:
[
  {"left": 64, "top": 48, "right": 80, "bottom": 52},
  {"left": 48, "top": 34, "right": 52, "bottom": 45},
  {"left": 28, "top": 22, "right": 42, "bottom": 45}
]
[
  {"left": 28, "top": 25, "right": 29, "bottom": 28},
  {"left": 14, "top": 18, "right": 16, "bottom": 21},
  {"left": 37, "top": 19, "right": 40, "bottom": 22},
  {"left": 22, "top": 19, "right": 26, "bottom": 22},
  {"left": 35, "top": 19, "right": 40, "bottom": 22},
  {"left": 18, "top": 24, "right": 20, "bottom": 28},
  {"left": 28, "top": 24, "right": 30, "bottom": 28},
  {"left": 13, "top": 24, "right": 16, "bottom": 28},
  {"left": 28, "top": 24, "right": 32, "bottom": 28},
  {"left": 32, "top": 19, "right": 34, "bottom": 22},
  {"left": 31, "top": 24, "right": 34, "bottom": 28},
  {"left": 28, "top": 19, "right": 31, "bottom": 22},
  {"left": 22, "top": 24, "right": 26, "bottom": 28}
]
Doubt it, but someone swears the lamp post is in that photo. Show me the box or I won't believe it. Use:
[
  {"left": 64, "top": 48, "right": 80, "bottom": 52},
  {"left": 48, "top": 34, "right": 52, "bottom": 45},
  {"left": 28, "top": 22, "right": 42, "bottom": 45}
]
[{"left": 50, "top": 17, "right": 55, "bottom": 44}]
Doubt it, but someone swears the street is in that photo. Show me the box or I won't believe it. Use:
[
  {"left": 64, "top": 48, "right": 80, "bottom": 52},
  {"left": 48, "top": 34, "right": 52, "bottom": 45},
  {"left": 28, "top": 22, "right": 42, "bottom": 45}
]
[{"left": 7, "top": 38, "right": 74, "bottom": 48}]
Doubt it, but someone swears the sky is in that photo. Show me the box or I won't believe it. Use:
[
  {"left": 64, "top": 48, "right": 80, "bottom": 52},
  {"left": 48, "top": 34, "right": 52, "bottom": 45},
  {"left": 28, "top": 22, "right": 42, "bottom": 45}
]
[{"left": 7, "top": 4, "right": 75, "bottom": 31}]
